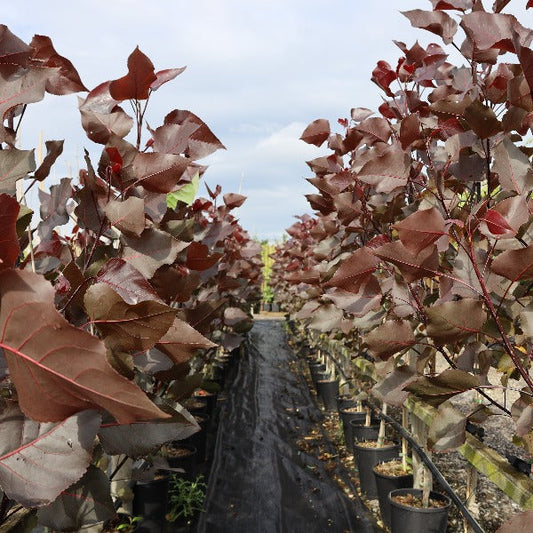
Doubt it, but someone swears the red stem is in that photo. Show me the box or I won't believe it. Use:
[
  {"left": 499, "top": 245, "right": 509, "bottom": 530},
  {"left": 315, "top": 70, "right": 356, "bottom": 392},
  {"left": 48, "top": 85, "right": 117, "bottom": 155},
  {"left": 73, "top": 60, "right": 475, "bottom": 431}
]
[{"left": 467, "top": 234, "right": 533, "bottom": 391}]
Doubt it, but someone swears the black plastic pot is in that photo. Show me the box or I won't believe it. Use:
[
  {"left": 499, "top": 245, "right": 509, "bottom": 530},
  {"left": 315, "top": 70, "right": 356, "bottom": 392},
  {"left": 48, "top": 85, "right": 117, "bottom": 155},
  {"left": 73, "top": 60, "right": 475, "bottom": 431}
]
[
  {"left": 308, "top": 362, "right": 326, "bottom": 381},
  {"left": 353, "top": 442, "right": 399, "bottom": 499},
  {"left": 211, "top": 364, "right": 226, "bottom": 387},
  {"left": 165, "top": 443, "right": 198, "bottom": 481},
  {"left": 132, "top": 474, "right": 170, "bottom": 528},
  {"left": 348, "top": 420, "right": 380, "bottom": 456},
  {"left": 194, "top": 391, "right": 218, "bottom": 415},
  {"left": 336, "top": 394, "right": 357, "bottom": 412},
  {"left": 184, "top": 399, "right": 208, "bottom": 417},
  {"left": 339, "top": 409, "right": 366, "bottom": 452},
  {"left": 311, "top": 370, "right": 329, "bottom": 391},
  {"left": 388, "top": 488, "right": 451, "bottom": 533},
  {"left": 373, "top": 463, "right": 413, "bottom": 529},
  {"left": 316, "top": 378, "right": 339, "bottom": 411},
  {"left": 183, "top": 415, "right": 210, "bottom": 464}
]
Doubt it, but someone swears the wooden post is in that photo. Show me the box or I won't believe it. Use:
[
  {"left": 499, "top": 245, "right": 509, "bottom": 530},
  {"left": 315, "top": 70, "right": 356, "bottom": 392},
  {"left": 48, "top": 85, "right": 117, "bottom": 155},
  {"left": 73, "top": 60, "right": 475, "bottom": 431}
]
[
  {"left": 464, "top": 465, "right": 479, "bottom": 532},
  {"left": 410, "top": 412, "right": 432, "bottom": 495}
]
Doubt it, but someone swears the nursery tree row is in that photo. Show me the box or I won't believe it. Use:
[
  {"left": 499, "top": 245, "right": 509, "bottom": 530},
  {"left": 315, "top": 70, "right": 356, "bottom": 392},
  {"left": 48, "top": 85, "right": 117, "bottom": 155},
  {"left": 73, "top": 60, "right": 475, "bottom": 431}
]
[
  {"left": 0, "top": 27, "right": 262, "bottom": 529},
  {"left": 271, "top": 1, "right": 533, "bottom": 529}
]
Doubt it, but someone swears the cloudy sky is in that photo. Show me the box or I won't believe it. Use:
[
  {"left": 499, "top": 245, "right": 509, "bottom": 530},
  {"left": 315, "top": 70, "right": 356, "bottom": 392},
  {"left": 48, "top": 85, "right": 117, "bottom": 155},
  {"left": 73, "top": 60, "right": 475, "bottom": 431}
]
[{"left": 6, "top": 1, "right": 533, "bottom": 240}]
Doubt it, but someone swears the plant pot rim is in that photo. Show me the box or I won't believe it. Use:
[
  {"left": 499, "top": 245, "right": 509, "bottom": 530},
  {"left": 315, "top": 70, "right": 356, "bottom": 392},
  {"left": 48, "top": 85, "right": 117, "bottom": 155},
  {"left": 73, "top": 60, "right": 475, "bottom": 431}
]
[
  {"left": 135, "top": 473, "right": 170, "bottom": 486},
  {"left": 348, "top": 420, "right": 379, "bottom": 429},
  {"left": 353, "top": 441, "right": 399, "bottom": 451},
  {"left": 339, "top": 407, "right": 365, "bottom": 415},
  {"left": 165, "top": 443, "right": 198, "bottom": 455},
  {"left": 195, "top": 389, "right": 215, "bottom": 394},
  {"left": 373, "top": 464, "right": 413, "bottom": 480},
  {"left": 388, "top": 488, "right": 451, "bottom": 512}
]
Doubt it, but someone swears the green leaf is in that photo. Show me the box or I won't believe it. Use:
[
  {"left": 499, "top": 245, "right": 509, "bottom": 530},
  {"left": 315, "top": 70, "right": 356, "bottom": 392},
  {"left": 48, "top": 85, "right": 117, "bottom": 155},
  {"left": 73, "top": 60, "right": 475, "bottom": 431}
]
[{"left": 167, "top": 172, "right": 200, "bottom": 209}]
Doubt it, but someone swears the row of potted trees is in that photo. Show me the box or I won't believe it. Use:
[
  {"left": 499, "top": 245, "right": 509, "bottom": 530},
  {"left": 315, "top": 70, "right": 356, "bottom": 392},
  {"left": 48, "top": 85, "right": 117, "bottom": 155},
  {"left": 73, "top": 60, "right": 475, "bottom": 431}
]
[
  {"left": 305, "top": 349, "right": 450, "bottom": 532},
  {"left": 0, "top": 27, "right": 262, "bottom": 531},
  {"left": 271, "top": 1, "right": 533, "bottom": 530}
]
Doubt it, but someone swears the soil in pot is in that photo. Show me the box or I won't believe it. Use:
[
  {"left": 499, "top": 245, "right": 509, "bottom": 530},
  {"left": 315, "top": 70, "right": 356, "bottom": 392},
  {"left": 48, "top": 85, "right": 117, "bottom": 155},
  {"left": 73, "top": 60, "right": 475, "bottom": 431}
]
[
  {"left": 162, "top": 443, "right": 198, "bottom": 480},
  {"left": 193, "top": 389, "right": 217, "bottom": 414},
  {"left": 388, "top": 488, "right": 451, "bottom": 533},
  {"left": 316, "top": 378, "right": 339, "bottom": 411},
  {"left": 373, "top": 459, "right": 413, "bottom": 529},
  {"left": 353, "top": 440, "right": 399, "bottom": 500},
  {"left": 183, "top": 399, "right": 208, "bottom": 416}
]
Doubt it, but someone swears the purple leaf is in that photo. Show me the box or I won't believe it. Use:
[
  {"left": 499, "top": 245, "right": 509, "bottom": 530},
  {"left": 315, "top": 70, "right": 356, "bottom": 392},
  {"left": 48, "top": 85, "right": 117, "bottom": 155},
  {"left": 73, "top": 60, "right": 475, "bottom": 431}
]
[
  {"left": 364, "top": 320, "right": 416, "bottom": 360},
  {"left": 300, "top": 118, "right": 330, "bottom": 147},
  {"left": 393, "top": 207, "right": 447, "bottom": 256},
  {"left": 0, "top": 194, "right": 20, "bottom": 270},
  {"left": 34, "top": 140, "right": 64, "bottom": 182},
  {"left": 30, "top": 35, "right": 87, "bottom": 94},
  {"left": 460, "top": 12, "right": 533, "bottom": 53},
  {"left": 357, "top": 142, "right": 411, "bottom": 193},
  {"left": 373, "top": 241, "right": 439, "bottom": 283},
  {"left": 84, "top": 283, "right": 175, "bottom": 352},
  {"left": 79, "top": 105, "right": 133, "bottom": 145},
  {"left": 109, "top": 47, "right": 157, "bottom": 101},
  {"left": 0, "top": 405, "right": 100, "bottom": 506},
  {"left": 98, "top": 403, "right": 199, "bottom": 458},
  {"left": 492, "top": 137, "right": 533, "bottom": 194},
  {"left": 104, "top": 196, "right": 145, "bottom": 237},
  {"left": 405, "top": 369, "right": 480, "bottom": 406},
  {"left": 122, "top": 228, "right": 190, "bottom": 279},
  {"left": 164, "top": 109, "right": 225, "bottom": 160},
  {"left": 326, "top": 247, "right": 378, "bottom": 290},
  {"left": 0, "top": 64, "right": 51, "bottom": 144},
  {"left": 37, "top": 465, "right": 114, "bottom": 530},
  {"left": 96, "top": 258, "right": 163, "bottom": 305},
  {"left": 426, "top": 299, "right": 486, "bottom": 345},
  {"left": 402, "top": 9, "right": 458, "bottom": 45},
  {"left": 150, "top": 121, "right": 201, "bottom": 155},
  {"left": 0, "top": 269, "right": 168, "bottom": 424},
  {"left": 152, "top": 317, "right": 216, "bottom": 365},
  {"left": 428, "top": 402, "right": 467, "bottom": 452},
  {"left": 37, "top": 177, "right": 72, "bottom": 240},
  {"left": 0, "top": 25, "right": 32, "bottom": 66},
  {"left": 150, "top": 66, "right": 186, "bottom": 91},
  {"left": 0, "top": 147, "right": 36, "bottom": 195},
  {"left": 491, "top": 246, "right": 533, "bottom": 281}
]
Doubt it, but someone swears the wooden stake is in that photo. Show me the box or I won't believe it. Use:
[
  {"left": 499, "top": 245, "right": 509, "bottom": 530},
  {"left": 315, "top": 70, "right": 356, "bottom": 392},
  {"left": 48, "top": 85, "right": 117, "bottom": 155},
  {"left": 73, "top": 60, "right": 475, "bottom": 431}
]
[
  {"left": 402, "top": 407, "right": 408, "bottom": 472},
  {"left": 377, "top": 403, "right": 387, "bottom": 447},
  {"left": 464, "top": 465, "right": 479, "bottom": 532}
]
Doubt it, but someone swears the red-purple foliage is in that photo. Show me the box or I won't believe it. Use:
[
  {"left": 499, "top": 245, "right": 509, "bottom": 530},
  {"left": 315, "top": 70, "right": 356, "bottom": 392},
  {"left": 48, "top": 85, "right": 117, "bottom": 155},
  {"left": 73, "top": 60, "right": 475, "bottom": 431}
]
[
  {"left": 271, "top": 2, "right": 533, "bottom": 497},
  {"left": 0, "top": 30, "right": 261, "bottom": 530}
]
